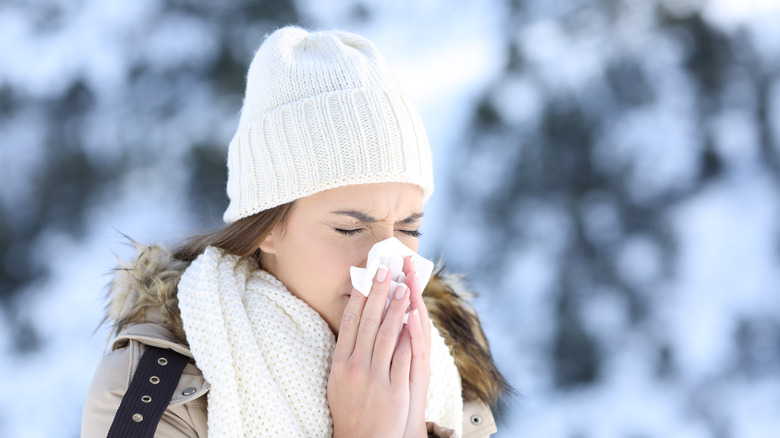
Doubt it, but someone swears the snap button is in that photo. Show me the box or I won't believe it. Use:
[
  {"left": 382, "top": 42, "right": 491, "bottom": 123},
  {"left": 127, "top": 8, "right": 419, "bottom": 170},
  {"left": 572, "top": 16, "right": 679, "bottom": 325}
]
[
  {"left": 132, "top": 413, "right": 143, "bottom": 422},
  {"left": 141, "top": 395, "right": 152, "bottom": 403},
  {"left": 181, "top": 387, "right": 197, "bottom": 396},
  {"left": 157, "top": 357, "right": 168, "bottom": 366},
  {"left": 150, "top": 376, "right": 160, "bottom": 384},
  {"left": 470, "top": 414, "right": 482, "bottom": 425}
]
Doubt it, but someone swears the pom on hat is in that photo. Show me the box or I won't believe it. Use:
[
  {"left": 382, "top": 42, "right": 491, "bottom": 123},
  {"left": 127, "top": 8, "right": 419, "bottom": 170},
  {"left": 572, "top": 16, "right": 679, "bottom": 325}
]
[{"left": 223, "top": 26, "right": 434, "bottom": 223}]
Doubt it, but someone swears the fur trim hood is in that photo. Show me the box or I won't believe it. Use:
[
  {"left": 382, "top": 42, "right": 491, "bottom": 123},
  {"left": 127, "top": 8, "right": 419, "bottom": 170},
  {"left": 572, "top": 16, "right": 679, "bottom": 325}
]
[{"left": 106, "top": 242, "right": 511, "bottom": 409}]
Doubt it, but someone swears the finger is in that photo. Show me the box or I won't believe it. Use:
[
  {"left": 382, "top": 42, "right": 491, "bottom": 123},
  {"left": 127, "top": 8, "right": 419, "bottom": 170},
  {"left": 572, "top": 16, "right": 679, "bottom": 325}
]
[
  {"left": 352, "top": 264, "right": 392, "bottom": 364},
  {"left": 406, "top": 309, "right": 430, "bottom": 421},
  {"left": 407, "top": 309, "right": 429, "bottom": 384},
  {"left": 371, "top": 282, "right": 410, "bottom": 374},
  {"left": 390, "top": 325, "right": 413, "bottom": 386},
  {"left": 333, "top": 288, "right": 368, "bottom": 361},
  {"left": 404, "top": 256, "right": 431, "bottom": 350}
]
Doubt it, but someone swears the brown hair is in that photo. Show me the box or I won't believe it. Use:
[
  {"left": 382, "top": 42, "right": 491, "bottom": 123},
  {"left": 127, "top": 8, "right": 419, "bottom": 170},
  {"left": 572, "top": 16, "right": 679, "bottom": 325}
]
[{"left": 173, "top": 202, "right": 294, "bottom": 266}]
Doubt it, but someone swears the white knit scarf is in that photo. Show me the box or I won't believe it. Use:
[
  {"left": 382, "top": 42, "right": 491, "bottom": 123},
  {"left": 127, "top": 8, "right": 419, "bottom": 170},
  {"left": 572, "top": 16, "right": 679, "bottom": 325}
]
[{"left": 178, "top": 246, "right": 463, "bottom": 437}]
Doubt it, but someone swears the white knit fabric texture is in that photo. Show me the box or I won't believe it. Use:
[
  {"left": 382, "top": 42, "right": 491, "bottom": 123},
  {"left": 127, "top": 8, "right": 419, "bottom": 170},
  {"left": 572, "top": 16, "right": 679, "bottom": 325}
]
[
  {"left": 223, "top": 26, "right": 434, "bottom": 223},
  {"left": 178, "top": 246, "right": 463, "bottom": 437}
]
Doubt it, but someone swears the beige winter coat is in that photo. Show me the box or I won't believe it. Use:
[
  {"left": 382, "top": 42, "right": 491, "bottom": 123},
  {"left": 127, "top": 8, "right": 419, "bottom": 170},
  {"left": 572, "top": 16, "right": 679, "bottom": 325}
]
[{"left": 81, "top": 244, "right": 511, "bottom": 437}]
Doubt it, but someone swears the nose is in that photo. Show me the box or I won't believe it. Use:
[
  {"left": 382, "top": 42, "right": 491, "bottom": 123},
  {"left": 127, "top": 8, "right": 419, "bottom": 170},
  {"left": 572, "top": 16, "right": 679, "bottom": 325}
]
[{"left": 370, "top": 225, "right": 395, "bottom": 244}]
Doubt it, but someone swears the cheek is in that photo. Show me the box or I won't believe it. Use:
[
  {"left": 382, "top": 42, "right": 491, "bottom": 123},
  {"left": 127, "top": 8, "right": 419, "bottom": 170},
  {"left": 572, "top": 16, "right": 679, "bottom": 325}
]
[
  {"left": 319, "top": 242, "right": 364, "bottom": 289},
  {"left": 290, "top": 235, "right": 362, "bottom": 294}
]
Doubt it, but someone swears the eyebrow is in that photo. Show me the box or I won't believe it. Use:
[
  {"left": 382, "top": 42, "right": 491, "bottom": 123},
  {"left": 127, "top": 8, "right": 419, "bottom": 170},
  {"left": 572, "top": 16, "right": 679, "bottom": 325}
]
[{"left": 331, "top": 210, "right": 424, "bottom": 224}]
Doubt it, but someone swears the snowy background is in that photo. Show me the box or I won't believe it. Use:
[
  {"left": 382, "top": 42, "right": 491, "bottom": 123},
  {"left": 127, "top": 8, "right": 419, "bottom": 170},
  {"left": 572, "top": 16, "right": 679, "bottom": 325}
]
[{"left": 2, "top": 0, "right": 780, "bottom": 437}]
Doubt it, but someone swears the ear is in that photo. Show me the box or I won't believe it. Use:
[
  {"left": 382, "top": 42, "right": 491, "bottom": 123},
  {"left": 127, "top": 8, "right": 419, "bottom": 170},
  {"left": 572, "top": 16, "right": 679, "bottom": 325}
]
[{"left": 258, "top": 230, "right": 277, "bottom": 254}]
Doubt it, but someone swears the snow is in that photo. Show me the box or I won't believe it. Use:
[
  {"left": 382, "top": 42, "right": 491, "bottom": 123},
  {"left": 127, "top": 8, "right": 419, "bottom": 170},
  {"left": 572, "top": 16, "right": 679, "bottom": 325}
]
[
  {"left": 2, "top": 0, "right": 780, "bottom": 437},
  {"left": 140, "top": 13, "right": 219, "bottom": 72},
  {"left": 596, "top": 89, "right": 702, "bottom": 202},
  {"left": 704, "top": 0, "right": 780, "bottom": 56},
  {"left": 491, "top": 74, "right": 544, "bottom": 127},
  {"left": 520, "top": 20, "right": 610, "bottom": 92},
  {"left": 665, "top": 171, "right": 780, "bottom": 379}
]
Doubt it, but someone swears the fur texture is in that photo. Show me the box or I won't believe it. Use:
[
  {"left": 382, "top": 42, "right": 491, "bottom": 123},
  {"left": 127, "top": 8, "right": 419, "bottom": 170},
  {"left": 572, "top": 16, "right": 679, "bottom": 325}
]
[
  {"left": 423, "top": 267, "right": 512, "bottom": 408},
  {"left": 105, "top": 243, "right": 512, "bottom": 409}
]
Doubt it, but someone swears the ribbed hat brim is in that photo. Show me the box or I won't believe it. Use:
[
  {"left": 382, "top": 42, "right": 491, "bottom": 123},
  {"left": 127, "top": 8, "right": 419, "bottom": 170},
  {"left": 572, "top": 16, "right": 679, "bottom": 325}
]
[{"left": 223, "top": 87, "right": 434, "bottom": 223}]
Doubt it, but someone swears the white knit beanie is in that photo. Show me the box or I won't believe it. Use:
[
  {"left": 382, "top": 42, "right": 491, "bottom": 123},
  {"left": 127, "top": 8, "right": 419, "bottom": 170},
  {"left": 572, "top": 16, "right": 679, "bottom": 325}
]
[{"left": 223, "top": 26, "right": 434, "bottom": 223}]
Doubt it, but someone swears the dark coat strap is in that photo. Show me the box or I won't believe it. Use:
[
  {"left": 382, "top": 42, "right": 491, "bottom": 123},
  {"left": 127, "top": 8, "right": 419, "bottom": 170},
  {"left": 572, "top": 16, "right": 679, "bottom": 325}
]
[{"left": 107, "top": 346, "right": 189, "bottom": 438}]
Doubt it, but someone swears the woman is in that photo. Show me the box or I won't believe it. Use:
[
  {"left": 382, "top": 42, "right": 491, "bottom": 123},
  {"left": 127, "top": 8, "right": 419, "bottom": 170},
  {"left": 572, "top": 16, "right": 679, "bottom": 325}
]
[{"left": 82, "top": 26, "right": 510, "bottom": 437}]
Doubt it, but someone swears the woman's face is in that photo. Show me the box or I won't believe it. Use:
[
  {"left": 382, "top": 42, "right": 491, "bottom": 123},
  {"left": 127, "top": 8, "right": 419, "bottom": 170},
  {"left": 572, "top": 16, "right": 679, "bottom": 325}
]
[{"left": 259, "top": 182, "right": 424, "bottom": 335}]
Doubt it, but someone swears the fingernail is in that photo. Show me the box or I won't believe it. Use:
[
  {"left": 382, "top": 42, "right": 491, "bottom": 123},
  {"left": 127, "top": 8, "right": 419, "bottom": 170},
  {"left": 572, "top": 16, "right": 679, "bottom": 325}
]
[
  {"left": 413, "top": 309, "right": 420, "bottom": 323},
  {"left": 395, "top": 283, "right": 407, "bottom": 299},
  {"left": 376, "top": 264, "right": 388, "bottom": 282}
]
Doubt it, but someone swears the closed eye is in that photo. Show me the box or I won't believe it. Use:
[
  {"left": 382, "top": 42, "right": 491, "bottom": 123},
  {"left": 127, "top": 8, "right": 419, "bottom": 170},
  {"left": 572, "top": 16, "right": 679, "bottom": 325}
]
[
  {"left": 335, "top": 228, "right": 421, "bottom": 238},
  {"left": 335, "top": 228, "right": 363, "bottom": 236},
  {"left": 399, "top": 230, "right": 422, "bottom": 238}
]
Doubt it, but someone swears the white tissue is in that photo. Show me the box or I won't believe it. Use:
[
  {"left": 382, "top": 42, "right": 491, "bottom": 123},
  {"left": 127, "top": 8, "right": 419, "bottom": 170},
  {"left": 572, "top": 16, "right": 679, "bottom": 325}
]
[{"left": 349, "top": 237, "right": 434, "bottom": 324}]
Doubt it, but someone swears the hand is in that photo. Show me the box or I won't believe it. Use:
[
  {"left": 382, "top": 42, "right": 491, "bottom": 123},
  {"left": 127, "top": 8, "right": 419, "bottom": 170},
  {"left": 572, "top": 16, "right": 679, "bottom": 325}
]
[{"left": 328, "top": 262, "right": 422, "bottom": 437}]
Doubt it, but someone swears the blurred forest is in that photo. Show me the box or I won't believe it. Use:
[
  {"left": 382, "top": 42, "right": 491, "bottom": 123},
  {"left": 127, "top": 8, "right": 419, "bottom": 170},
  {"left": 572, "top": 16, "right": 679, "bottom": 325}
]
[
  {"left": 1, "top": 0, "right": 299, "bottom": 347},
  {"left": 2, "top": 0, "right": 779, "bottom": 436}
]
